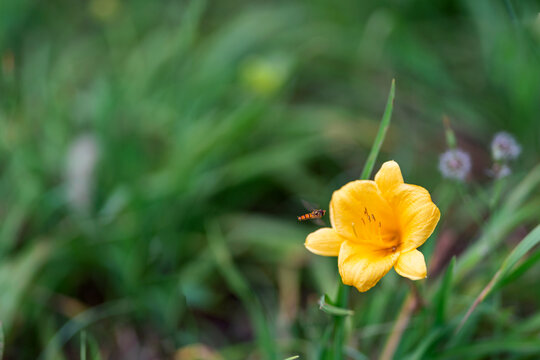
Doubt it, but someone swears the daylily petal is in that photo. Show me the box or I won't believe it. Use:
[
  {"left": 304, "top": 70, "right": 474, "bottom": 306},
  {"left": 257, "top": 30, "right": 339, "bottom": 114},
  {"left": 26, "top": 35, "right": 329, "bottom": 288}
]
[
  {"left": 389, "top": 184, "right": 440, "bottom": 252},
  {"left": 338, "top": 240, "right": 400, "bottom": 292},
  {"left": 375, "top": 160, "right": 404, "bottom": 196},
  {"left": 394, "top": 249, "right": 427, "bottom": 280},
  {"left": 305, "top": 228, "right": 343, "bottom": 256},
  {"left": 330, "top": 180, "right": 398, "bottom": 246}
]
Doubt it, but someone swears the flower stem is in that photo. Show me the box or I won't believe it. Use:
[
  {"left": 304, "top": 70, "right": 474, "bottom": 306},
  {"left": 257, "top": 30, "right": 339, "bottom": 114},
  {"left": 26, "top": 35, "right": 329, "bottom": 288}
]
[
  {"left": 331, "top": 79, "right": 396, "bottom": 359},
  {"left": 332, "top": 284, "right": 350, "bottom": 358}
]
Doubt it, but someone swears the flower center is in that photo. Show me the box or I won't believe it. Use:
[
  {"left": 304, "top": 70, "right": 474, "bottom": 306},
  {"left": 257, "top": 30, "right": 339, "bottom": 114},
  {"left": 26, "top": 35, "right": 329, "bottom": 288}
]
[{"left": 351, "top": 207, "right": 400, "bottom": 249}]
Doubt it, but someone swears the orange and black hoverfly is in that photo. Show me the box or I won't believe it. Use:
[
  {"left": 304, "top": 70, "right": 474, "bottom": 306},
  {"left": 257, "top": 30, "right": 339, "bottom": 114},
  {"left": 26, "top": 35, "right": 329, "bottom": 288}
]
[
  {"left": 298, "top": 199, "right": 326, "bottom": 225},
  {"left": 297, "top": 209, "right": 326, "bottom": 221}
]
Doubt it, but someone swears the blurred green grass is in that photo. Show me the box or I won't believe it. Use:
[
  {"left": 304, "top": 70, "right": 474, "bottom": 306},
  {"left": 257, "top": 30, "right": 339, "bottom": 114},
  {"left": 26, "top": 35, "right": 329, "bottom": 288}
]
[{"left": 1, "top": 0, "right": 540, "bottom": 359}]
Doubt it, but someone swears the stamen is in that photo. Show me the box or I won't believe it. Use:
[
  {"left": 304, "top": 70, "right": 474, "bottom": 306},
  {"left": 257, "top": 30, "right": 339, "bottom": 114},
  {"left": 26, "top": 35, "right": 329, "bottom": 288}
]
[
  {"left": 377, "top": 222, "right": 383, "bottom": 242},
  {"left": 371, "top": 214, "right": 376, "bottom": 222},
  {"left": 352, "top": 222, "right": 358, "bottom": 238}
]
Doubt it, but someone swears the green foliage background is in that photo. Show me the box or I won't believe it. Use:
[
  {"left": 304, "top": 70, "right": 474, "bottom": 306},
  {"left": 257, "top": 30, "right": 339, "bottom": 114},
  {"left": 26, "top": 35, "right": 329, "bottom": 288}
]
[{"left": 1, "top": 0, "right": 540, "bottom": 358}]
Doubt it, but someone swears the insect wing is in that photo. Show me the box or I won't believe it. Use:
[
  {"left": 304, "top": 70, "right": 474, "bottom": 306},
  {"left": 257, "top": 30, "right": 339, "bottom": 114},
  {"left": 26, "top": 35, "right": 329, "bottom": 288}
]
[{"left": 301, "top": 199, "right": 319, "bottom": 212}]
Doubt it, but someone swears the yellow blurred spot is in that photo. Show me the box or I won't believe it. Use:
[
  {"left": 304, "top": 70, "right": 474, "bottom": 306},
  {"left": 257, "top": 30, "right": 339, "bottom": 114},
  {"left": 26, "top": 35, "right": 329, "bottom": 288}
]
[
  {"left": 89, "top": 0, "right": 120, "bottom": 21},
  {"left": 240, "top": 55, "right": 290, "bottom": 97}
]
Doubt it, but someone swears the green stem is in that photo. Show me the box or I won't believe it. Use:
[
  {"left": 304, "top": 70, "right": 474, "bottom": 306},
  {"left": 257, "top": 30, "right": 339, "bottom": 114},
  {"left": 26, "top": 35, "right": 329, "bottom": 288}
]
[
  {"left": 333, "top": 284, "right": 351, "bottom": 358},
  {"left": 332, "top": 79, "right": 396, "bottom": 359}
]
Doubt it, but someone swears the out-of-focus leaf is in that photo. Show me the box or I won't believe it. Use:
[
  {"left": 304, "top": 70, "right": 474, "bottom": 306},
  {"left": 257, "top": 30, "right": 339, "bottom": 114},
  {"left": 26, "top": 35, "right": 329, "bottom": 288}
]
[{"left": 0, "top": 241, "right": 52, "bottom": 331}]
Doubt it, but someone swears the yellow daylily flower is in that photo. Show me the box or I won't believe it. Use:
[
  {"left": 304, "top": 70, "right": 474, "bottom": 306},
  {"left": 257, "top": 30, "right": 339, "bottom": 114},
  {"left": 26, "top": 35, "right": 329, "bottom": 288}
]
[{"left": 305, "top": 161, "right": 440, "bottom": 292}]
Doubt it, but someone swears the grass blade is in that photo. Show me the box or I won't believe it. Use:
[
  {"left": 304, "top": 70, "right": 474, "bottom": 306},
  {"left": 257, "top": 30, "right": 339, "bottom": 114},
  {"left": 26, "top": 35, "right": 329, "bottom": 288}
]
[
  {"left": 360, "top": 78, "right": 396, "bottom": 180},
  {"left": 499, "top": 248, "right": 540, "bottom": 287}
]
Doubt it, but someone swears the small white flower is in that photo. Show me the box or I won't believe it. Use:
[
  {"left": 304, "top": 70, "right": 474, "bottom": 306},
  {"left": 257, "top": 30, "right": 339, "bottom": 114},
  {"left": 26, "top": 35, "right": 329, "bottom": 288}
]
[
  {"left": 491, "top": 132, "right": 521, "bottom": 161},
  {"left": 439, "top": 149, "right": 472, "bottom": 181}
]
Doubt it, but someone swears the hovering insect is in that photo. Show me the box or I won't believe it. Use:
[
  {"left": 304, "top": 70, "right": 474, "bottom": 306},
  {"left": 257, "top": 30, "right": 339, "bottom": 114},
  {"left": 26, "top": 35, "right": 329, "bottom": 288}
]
[
  {"left": 298, "top": 209, "right": 326, "bottom": 221},
  {"left": 298, "top": 199, "right": 327, "bottom": 225}
]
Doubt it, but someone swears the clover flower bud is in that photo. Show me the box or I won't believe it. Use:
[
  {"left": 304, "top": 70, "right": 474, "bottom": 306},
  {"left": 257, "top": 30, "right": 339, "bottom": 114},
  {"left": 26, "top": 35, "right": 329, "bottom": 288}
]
[
  {"left": 439, "top": 149, "right": 472, "bottom": 181},
  {"left": 491, "top": 132, "right": 521, "bottom": 161},
  {"left": 489, "top": 163, "right": 512, "bottom": 179}
]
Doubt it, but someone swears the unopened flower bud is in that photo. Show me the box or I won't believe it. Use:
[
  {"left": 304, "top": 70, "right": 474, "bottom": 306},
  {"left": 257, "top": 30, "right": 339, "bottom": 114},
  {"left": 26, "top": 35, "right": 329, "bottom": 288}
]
[
  {"left": 488, "top": 163, "right": 512, "bottom": 179},
  {"left": 439, "top": 149, "right": 472, "bottom": 181},
  {"left": 491, "top": 132, "right": 521, "bottom": 161}
]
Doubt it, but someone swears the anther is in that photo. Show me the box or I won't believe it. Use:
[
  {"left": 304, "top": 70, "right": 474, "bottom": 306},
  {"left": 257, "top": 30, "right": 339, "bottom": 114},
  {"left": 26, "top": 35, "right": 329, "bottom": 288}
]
[
  {"left": 391, "top": 246, "right": 397, "bottom": 252},
  {"left": 371, "top": 214, "right": 376, "bottom": 221},
  {"left": 352, "top": 222, "right": 358, "bottom": 238}
]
